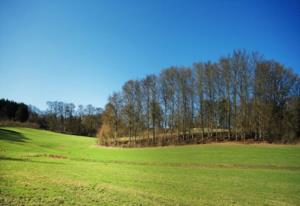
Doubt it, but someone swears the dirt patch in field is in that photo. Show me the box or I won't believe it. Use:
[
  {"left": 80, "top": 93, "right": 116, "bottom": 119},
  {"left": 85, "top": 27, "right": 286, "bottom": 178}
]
[
  {"left": 73, "top": 157, "right": 300, "bottom": 171},
  {"left": 24, "top": 153, "right": 68, "bottom": 159}
]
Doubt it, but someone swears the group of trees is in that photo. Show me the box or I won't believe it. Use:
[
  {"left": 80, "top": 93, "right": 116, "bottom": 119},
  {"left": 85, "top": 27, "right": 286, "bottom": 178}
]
[
  {"left": 99, "top": 50, "right": 300, "bottom": 146},
  {"left": 0, "top": 99, "right": 103, "bottom": 137},
  {"left": 28, "top": 101, "right": 103, "bottom": 136},
  {"left": 0, "top": 99, "right": 29, "bottom": 122}
]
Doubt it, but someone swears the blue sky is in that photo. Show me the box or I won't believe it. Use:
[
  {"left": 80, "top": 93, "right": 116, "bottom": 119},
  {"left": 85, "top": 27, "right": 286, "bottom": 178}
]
[{"left": 1, "top": 0, "right": 300, "bottom": 110}]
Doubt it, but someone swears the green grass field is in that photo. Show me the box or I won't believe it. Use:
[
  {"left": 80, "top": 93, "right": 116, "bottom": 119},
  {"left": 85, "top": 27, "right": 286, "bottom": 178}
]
[{"left": 0, "top": 127, "right": 300, "bottom": 205}]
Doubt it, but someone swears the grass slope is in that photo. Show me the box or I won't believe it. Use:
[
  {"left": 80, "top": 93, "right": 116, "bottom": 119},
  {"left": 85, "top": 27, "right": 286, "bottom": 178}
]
[{"left": 0, "top": 127, "right": 300, "bottom": 205}]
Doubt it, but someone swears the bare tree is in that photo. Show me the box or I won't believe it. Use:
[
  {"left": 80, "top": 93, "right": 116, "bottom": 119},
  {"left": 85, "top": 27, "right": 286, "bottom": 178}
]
[{"left": 108, "top": 92, "right": 123, "bottom": 143}]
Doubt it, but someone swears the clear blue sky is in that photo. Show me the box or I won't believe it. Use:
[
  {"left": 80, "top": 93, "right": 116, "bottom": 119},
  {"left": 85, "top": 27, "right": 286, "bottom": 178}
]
[{"left": 1, "top": 0, "right": 300, "bottom": 110}]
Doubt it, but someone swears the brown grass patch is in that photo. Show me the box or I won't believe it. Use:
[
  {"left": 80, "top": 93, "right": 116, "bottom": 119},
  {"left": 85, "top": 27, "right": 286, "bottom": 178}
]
[{"left": 24, "top": 153, "right": 68, "bottom": 159}]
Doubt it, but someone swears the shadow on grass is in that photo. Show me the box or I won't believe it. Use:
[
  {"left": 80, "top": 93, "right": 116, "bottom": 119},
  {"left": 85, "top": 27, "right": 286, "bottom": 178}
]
[
  {"left": 0, "top": 128, "right": 28, "bottom": 142},
  {"left": 0, "top": 156, "right": 65, "bottom": 165}
]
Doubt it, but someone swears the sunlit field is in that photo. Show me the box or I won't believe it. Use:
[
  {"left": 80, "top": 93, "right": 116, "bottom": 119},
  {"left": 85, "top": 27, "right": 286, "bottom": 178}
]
[{"left": 1, "top": 127, "right": 300, "bottom": 205}]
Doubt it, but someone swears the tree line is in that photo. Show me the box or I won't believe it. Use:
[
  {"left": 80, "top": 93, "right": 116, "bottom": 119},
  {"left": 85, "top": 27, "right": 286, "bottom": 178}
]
[
  {"left": 99, "top": 50, "right": 300, "bottom": 146},
  {"left": 35, "top": 101, "right": 103, "bottom": 136},
  {"left": 0, "top": 99, "right": 103, "bottom": 137},
  {"left": 0, "top": 99, "right": 29, "bottom": 122}
]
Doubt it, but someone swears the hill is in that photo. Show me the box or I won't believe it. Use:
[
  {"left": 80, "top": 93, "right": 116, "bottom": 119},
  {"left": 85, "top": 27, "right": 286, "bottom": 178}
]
[{"left": 1, "top": 127, "right": 300, "bottom": 205}]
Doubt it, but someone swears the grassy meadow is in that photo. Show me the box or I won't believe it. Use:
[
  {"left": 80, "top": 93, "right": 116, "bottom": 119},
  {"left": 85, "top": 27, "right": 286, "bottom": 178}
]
[{"left": 0, "top": 127, "right": 300, "bottom": 205}]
